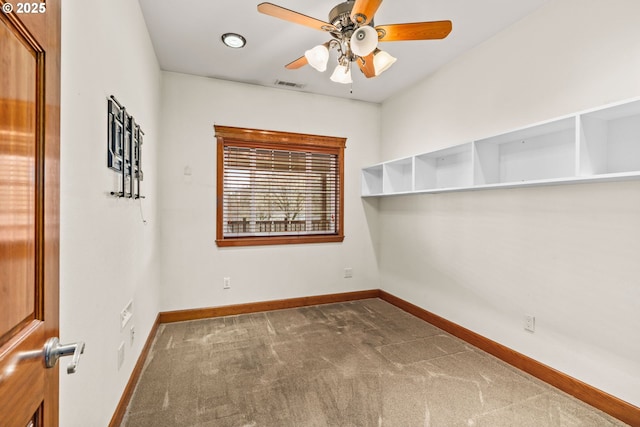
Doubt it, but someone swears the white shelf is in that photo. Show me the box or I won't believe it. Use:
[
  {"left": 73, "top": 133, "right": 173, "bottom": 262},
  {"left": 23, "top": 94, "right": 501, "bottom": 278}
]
[
  {"left": 361, "top": 97, "right": 640, "bottom": 197},
  {"left": 361, "top": 164, "right": 383, "bottom": 196},
  {"left": 383, "top": 157, "right": 413, "bottom": 194},
  {"left": 475, "top": 117, "right": 576, "bottom": 185},
  {"left": 579, "top": 100, "right": 640, "bottom": 176},
  {"left": 415, "top": 143, "right": 473, "bottom": 191}
]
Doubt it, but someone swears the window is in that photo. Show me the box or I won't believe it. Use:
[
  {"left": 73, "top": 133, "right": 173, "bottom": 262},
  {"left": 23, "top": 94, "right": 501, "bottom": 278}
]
[{"left": 215, "top": 125, "right": 346, "bottom": 247}]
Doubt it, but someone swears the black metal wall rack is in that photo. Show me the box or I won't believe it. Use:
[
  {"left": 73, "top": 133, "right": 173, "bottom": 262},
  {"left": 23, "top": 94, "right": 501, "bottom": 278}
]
[{"left": 107, "top": 95, "right": 145, "bottom": 199}]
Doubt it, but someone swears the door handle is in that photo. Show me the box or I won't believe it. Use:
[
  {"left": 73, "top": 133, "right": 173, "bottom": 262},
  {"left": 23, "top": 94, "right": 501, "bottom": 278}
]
[{"left": 43, "top": 337, "right": 85, "bottom": 374}]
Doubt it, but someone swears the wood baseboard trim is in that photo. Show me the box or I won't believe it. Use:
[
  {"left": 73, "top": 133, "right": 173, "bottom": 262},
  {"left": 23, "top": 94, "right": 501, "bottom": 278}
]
[
  {"left": 108, "top": 314, "right": 160, "bottom": 427},
  {"left": 158, "top": 289, "right": 381, "bottom": 323},
  {"left": 379, "top": 290, "right": 640, "bottom": 427}
]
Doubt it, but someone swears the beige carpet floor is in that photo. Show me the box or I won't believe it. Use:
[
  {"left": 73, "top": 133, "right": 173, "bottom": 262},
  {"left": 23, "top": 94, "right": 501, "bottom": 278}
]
[{"left": 121, "top": 298, "right": 628, "bottom": 426}]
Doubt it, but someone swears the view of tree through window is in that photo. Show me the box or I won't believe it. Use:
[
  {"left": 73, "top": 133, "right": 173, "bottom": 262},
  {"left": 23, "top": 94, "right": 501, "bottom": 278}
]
[{"left": 215, "top": 126, "right": 345, "bottom": 247}]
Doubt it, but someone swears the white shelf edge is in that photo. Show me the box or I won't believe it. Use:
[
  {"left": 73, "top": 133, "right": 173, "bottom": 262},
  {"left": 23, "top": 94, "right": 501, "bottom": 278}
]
[
  {"left": 361, "top": 172, "right": 640, "bottom": 197},
  {"left": 578, "top": 95, "right": 640, "bottom": 117}
]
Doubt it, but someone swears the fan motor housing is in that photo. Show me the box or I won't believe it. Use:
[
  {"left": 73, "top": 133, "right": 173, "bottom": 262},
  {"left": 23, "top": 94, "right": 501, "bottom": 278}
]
[
  {"left": 328, "top": 1, "right": 354, "bottom": 27},
  {"left": 328, "top": 1, "right": 373, "bottom": 39}
]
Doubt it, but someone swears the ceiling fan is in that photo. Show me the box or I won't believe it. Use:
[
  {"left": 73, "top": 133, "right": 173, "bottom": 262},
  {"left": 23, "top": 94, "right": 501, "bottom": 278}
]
[{"left": 257, "top": 0, "right": 452, "bottom": 84}]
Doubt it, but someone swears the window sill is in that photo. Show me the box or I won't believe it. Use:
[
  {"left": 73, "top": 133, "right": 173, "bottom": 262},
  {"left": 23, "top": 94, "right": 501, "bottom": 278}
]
[{"left": 216, "top": 234, "right": 344, "bottom": 247}]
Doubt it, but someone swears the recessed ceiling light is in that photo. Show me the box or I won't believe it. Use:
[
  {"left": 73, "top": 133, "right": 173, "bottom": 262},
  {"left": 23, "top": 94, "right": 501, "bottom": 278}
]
[{"left": 221, "top": 33, "right": 246, "bottom": 49}]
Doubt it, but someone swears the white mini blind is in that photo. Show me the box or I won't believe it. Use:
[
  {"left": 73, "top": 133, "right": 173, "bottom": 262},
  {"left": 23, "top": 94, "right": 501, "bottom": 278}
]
[{"left": 222, "top": 145, "right": 339, "bottom": 237}]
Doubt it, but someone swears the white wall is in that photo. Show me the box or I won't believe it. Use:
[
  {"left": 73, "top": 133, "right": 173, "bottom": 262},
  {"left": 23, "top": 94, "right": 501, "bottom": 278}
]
[
  {"left": 60, "top": 1, "right": 161, "bottom": 426},
  {"left": 379, "top": 0, "right": 640, "bottom": 407},
  {"left": 158, "top": 72, "right": 381, "bottom": 311}
]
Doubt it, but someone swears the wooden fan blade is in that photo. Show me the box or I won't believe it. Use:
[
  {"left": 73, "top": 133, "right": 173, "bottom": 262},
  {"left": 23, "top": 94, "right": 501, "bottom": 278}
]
[
  {"left": 350, "top": 0, "right": 383, "bottom": 25},
  {"left": 285, "top": 56, "right": 308, "bottom": 70},
  {"left": 376, "top": 21, "right": 452, "bottom": 42},
  {"left": 357, "top": 53, "right": 376, "bottom": 78},
  {"left": 258, "top": 3, "right": 337, "bottom": 32}
]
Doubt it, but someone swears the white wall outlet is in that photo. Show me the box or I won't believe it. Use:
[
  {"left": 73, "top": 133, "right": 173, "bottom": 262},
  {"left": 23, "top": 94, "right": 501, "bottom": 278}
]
[
  {"left": 117, "top": 341, "right": 125, "bottom": 370},
  {"left": 344, "top": 268, "right": 353, "bottom": 278},
  {"left": 130, "top": 325, "right": 135, "bottom": 346},
  {"left": 223, "top": 277, "right": 231, "bottom": 289},
  {"left": 524, "top": 314, "right": 535, "bottom": 333},
  {"left": 120, "top": 300, "right": 133, "bottom": 330}
]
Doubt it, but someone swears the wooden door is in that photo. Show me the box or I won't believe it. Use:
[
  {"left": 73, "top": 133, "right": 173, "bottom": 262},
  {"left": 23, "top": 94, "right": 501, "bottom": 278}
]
[{"left": 0, "top": 1, "right": 61, "bottom": 426}]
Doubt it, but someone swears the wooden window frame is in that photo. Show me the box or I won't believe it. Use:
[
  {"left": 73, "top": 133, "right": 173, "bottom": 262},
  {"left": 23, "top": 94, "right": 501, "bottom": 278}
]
[{"left": 215, "top": 125, "right": 346, "bottom": 247}]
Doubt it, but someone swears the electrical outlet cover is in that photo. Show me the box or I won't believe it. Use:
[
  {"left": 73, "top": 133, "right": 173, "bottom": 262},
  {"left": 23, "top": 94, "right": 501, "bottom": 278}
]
[
  {"left": 524, "top": 315, "right": 535, "bottom": 333},
  {"left": 120, "top": 300, "right": 133, "bottom": 329}
]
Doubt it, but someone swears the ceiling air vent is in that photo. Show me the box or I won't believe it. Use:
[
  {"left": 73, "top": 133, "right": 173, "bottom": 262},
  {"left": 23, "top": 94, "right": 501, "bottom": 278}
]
[{"left": 274, "top": 80, "right": 305, "bottom": 89}]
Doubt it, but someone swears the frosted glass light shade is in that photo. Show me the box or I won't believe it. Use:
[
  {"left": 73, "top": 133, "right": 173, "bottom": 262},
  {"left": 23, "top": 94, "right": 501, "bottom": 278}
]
[
  {"left": 304, "top": 45, "right": 330, "bottom": 72},
  {"left": 373, "top": 50, "right": 397, "bottom": 76},
  {"left": 330, "top": 64, "right": 352, "bottom": 84},
  {"left": 350, "top": 26, "right": 378, "bottom": 57}
]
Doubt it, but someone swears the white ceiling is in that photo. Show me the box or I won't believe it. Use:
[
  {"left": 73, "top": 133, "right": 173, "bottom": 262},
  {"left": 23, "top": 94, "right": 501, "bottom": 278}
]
[{"left": 138, "top": 0, "right": 549, "bottom": 104}]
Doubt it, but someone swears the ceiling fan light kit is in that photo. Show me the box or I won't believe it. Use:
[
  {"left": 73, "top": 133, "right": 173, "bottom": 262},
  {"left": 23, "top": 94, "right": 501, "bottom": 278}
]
[
  {"left": 372, "top": 49, "right": 396, "bottom": 76},
  {"left": 257, "top": 0, "right": 452, "bottom": 85},
  {"left": 330, "top": 63, "right": 353, "bottom": 84},
  {"left": 304, "top": 44, "right": 330, "bottom": 72},
  {"left": 350, "top": 25, "right": 378, "bottom": 57}
]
